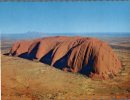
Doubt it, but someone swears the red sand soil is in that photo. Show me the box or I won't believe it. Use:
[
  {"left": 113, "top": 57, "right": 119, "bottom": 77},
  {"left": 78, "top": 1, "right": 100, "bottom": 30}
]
[{"left": 9, "top": 36, "right": 122, "bottom": 79}]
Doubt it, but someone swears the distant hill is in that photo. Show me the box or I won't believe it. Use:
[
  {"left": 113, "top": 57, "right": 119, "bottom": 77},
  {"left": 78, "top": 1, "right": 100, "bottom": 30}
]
[{"left": 1, "top": 32, "right": 130, "bottom": 41}]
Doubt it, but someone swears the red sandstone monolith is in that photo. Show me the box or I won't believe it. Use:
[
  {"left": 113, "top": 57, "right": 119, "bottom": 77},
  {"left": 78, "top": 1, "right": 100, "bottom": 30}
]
[{"left": 9, "top": 36, "right": 122, "bottom": 79}]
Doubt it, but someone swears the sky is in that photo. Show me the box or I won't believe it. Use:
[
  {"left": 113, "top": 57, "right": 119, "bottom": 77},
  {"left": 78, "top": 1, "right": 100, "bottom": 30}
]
[{"left": 0, "top": 2, "right": 130, "bottom": 34}]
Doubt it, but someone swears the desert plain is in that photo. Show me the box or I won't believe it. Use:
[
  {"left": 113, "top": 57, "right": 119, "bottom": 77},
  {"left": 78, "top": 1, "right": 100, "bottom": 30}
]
[{"left": 1, "top": 36, "right": 130, "bottom": 100}]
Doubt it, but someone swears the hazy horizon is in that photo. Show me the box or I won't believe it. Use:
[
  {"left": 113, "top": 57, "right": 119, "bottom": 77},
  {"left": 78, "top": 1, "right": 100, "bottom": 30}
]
[{"left": 1, "top": 32, "right": 130, "bottom": 41}]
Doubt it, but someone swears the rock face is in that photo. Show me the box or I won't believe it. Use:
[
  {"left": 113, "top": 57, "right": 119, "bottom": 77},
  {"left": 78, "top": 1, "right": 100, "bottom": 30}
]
[{"left": 9, "top": 36, "right": 122, "bottom": 79}]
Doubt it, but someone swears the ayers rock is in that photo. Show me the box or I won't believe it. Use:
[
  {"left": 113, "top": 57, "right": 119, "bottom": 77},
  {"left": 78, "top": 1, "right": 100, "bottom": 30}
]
[{"left": 9, "top": 36, "right": 122, "bottom": 79}]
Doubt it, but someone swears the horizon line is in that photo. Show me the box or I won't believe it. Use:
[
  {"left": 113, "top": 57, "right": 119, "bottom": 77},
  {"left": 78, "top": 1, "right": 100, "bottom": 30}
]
[{"left": 1, "top": 32, "right": 130, "bottom": 34}]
